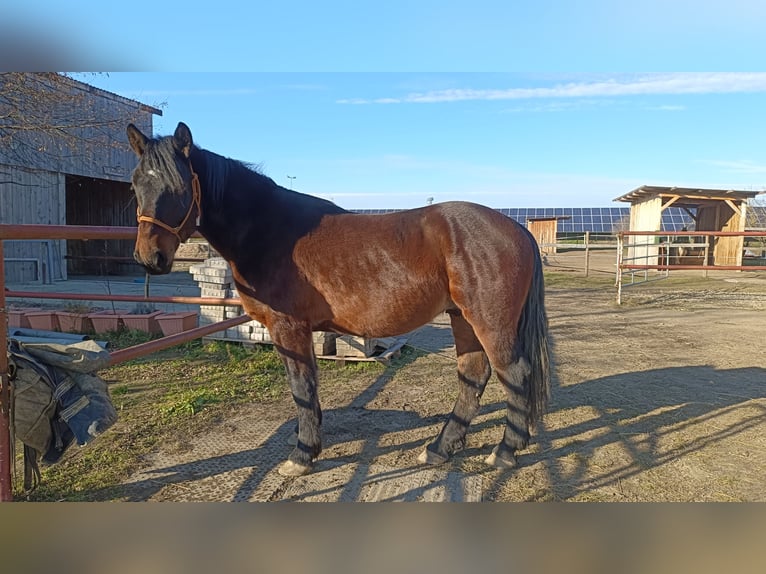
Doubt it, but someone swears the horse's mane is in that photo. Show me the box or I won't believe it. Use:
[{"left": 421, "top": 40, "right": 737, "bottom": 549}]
[
  {"left": 145, "top": 134, "right": 344, "bottom": 222},
  {"left": 191, "top": 145, "right": 276, "bottom": 204},
  {"left": 142, "top": 133, "right": 276, "bottom": 206}
]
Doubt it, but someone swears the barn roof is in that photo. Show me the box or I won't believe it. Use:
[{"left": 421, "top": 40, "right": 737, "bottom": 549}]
[
  {"left": 614, "top": 185, "right": 762, "bottom": 205},
  {"left": 61, "top": 74, "right": 163, "bottom": 116}
]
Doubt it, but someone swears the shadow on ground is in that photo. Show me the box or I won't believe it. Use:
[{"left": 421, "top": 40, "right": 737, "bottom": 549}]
[{"left": 99, "top": 358, "right": 766, "bottom": 501}]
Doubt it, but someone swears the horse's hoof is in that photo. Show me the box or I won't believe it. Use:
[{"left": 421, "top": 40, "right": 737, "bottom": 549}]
[
  {"left": 278, "top": 460, "right": 313, "bottom": 476},
  {"left": 286, "top": 431, "right": 298, "bottom": 446},
  {"left": 417, "top": 447, "right": 448, "bottom": 465},
  {"left": 484, "top": 449, "right": 517, "bottom": 469}
]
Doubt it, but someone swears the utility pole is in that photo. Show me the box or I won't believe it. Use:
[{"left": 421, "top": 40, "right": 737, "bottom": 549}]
[{"left": 286, "top": 175, "right": 296, "bottom": 190}]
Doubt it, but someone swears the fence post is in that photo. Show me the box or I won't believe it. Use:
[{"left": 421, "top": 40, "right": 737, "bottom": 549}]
[
  {"left": 0, "top": 240, "right": 13, "bottom": 501},
  {"left": 584, "top": 231, "right": 590, "bottom": 277},
  {"left": 616, "top": 233, "right": 623, "bottom": 304}
]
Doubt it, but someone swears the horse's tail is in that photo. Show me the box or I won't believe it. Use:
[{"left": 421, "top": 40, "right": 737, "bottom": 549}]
[{"left": 517, "top": 235, "right": 553, "bottom": 424}]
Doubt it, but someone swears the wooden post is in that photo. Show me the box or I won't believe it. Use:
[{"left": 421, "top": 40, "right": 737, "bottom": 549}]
[
  {"left": 0, "top": 240, "right": 14, "bottom": 501},
  {"left": 703, "top": 234, "right": 710, "bottom": 278},
  {"left": 616, "top": 233, "right": 623, "bottom": 304},
  {"left": 584, "top": 231, "right": 590, "bottom": 277}
]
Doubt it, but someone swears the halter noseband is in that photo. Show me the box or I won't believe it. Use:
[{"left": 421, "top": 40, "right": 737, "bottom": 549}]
[{"left": 137, "top": 166, "right": 201, "bottom": 242}]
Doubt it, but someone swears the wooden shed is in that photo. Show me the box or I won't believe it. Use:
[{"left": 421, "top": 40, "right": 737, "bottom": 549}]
[
  {"left": 526, "top": 216, "right": 570, "bottom": 254},
  {"left": 0, "top": 73, "right": 162, "bottom": 282},
  {"left": 614, "top": 185, "right": 763, "bottom": 267}
]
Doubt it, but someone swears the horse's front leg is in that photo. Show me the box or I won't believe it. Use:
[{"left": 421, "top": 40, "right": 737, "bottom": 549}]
[{"left": 270, "top": 319, "right": 321, "bottom": 477}]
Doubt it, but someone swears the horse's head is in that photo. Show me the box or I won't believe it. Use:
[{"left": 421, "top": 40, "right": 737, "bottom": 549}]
[{"left": 127, "top": 121, "right": 201, "bottom": 275}]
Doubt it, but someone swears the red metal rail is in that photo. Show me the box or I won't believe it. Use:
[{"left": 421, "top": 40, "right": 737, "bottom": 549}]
[
  {"left": 615, "top": 229, "right": 766, "bottom": 304},
  {"left": 622, "top": 264, "right": 766, "bottom": 271},
  {"left": 619, "top": 230, "right": 766, "bottom": 237},
  {"left": 0, "top": 224, "right": 237, "bottom": 501},
  {"left": 109, "top": 315, "right": 251, "bottom": 365},
  {"left": 6, "top": 291, "right": 243, "bottom": 307}
]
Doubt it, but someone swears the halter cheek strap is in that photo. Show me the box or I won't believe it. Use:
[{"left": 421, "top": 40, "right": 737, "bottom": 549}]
[{"left": 137, "top": 167, "right": 201, "bottom": 242}]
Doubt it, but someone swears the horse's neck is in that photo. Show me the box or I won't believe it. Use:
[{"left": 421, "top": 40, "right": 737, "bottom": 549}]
[{"left": 193, "top": 150, "right": 273, "bottom": 260}]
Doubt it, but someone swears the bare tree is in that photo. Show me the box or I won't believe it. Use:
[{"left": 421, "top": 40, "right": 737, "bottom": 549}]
[{"left": 0, "top": 73, "right": 160, "bottom": 182}]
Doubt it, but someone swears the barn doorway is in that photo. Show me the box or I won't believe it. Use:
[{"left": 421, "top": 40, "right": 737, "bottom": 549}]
[{"left": 65, "top": 174, "right": 138, "bottom": 276}]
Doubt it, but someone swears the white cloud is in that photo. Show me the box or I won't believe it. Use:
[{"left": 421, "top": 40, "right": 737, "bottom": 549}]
[
  {"left": 704, "top": 159, "right": 766, "bottom": 174},
  {"left": 644, "top": 105, "right": 686, "bottom": 111},
  {"left": 338, "top": 73, "right": 766, "bottom": 104}
]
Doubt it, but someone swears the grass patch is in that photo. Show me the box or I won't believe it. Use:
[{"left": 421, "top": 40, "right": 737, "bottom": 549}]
[
  {"left": 19, "top": 338, "right": 288, "bottom": 501},
  {"left": 19, "top": 334, "right": 394, "bottom": 501},
  {"left": 543, "top": 271, "right": 615, "bottom": 289}
]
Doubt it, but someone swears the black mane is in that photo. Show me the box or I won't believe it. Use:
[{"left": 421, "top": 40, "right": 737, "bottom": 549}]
[
  {"left": 190, "top": 145, "right": 270, "bottom": 204},
  {"left": 177, "top": 142, "right": 347, "bottom": 266}
]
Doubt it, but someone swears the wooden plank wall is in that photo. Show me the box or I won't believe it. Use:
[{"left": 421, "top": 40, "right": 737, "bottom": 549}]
[
  {"left": 527, "top": 219, "right": 558, "bottom": 254},
  {"left": 698, "top": 202, "right": 744, "bottom": 266},
  {"left": 628, "top": 196, "right": 661, "bottom": 266},
  {"left": 0, "top": 165, "right": 66, "bottom": 282},
  {"left": 0, "top": 74, "right": 154, "bottom": 183},
  {"left": 0, "top": 74, "right": 160, "bottom": 281}
]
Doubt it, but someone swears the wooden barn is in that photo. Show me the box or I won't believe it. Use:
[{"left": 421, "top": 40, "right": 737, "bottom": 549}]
[
  {"left": 0, "top": 73, "right": 162, "bottom": 283},
  {"left": 615, "top": 185, "right": 763, "bottom": 267}
]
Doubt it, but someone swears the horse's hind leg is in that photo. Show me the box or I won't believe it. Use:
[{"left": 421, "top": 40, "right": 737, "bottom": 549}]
[
  {"left": 418, "top": 311, "right": 491, "bottom": 465},
  {"left": 451, "top": 313, "right": 533, "bottom": 469},
  {"left": 484, "top": 345, "right": 532, "bottom": 469}
]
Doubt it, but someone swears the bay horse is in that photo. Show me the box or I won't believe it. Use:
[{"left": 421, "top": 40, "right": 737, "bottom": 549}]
[{"left": 127, "top": 122, "right": 552, "bottom": 477}]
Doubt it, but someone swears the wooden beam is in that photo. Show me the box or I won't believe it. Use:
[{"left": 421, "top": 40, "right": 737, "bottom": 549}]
[
  {"left": 658, "top": 192, "right": 748, "bottom": 203},
  {"left": 660, "top": 195, "right": 680, "bottom": 211},
  {"left": 724, "top": 199, "right": 743, "bottom": 218}
]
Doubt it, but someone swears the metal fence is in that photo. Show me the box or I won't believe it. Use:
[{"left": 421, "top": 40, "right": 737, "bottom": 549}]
[
  {"left": 615, "top": 230, "right": 766, "bottom": 304},
  {"left": 0, "top": 223, "right": 248, "bottom": 502}
]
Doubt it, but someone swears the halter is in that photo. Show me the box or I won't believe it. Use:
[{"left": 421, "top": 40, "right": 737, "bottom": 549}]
[{"left": 137, "top": 165, "right": 201, "bottom": 242}]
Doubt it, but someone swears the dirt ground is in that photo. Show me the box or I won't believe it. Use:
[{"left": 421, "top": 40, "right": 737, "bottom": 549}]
[{"left": 115, "top": 251, "right": 766, "bottom": 502}]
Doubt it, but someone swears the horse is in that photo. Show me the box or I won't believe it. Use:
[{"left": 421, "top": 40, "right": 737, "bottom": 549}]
[{"left": 126, "top": 121, "right": 552, "bottom": 477}]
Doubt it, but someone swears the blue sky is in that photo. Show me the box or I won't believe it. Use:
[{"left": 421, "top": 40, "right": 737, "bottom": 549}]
[
  {"left": 7, "top": 1, "right": 765, "bottom": 209},
  {"left": 78, "top": 73, "right": 766, "bottom": 210}
]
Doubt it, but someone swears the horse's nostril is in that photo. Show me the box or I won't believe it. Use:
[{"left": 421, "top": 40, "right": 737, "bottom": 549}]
[{"left": 153, "top": 251, "right": 166, "bottom": 270}]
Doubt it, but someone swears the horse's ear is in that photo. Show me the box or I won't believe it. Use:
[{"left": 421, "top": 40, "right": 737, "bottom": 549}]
[
  {"left": 127, "top": 123, "right": 148, "bottom": 156},
  {"left": 173, "top": 122, "right": 193, "bottom": 158}
]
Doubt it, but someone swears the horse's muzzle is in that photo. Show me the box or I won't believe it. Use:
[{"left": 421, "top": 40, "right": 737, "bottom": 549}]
[{"left": 134, "top": 249, "right": 173, "bottom": 275}]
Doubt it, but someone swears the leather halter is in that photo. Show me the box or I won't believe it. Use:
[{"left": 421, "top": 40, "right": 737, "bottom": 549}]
[{"left": 136, "top": 166, "right": 201, "bottom": 242}]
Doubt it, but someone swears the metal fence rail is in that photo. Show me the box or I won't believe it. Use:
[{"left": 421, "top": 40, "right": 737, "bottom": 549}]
[
  {"left": 0, "top": 224, "right": 239, "bottom": 501},
  {"left": 615, "top": 230, "right": 766, "bottom": 304}
]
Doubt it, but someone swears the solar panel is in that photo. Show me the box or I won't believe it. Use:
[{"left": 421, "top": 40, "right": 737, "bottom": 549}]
[{"left": 351, "top": 205, "right": 711, "bottom": 233}]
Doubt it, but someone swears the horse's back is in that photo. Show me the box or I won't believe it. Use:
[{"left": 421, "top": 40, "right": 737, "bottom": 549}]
[{"left": 428, "top": 201, "right": 537, "bottom": 270}]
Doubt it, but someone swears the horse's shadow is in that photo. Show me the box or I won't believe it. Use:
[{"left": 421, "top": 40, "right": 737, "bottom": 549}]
[
  {"left": 486, "top": 364, "right": 766, "bottom": 501},
  {"left": 104, "top": 359, "right": 766, "bottom": 502}
]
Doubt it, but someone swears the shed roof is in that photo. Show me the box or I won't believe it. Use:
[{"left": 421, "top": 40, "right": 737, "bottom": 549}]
[
  {"left": 526, "top": 215, "right": 571, "bottom": 222},
  {"left": 614, "top": 185, "right": 763, "bottom": 205}
]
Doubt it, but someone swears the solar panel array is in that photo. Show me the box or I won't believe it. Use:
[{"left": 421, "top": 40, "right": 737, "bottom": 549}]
[
  {"left": 496, "top": 207, "right": 698, "bottom": 233},
  {"left": 353, "top": 207, "right": 697, "bottom": 233}
]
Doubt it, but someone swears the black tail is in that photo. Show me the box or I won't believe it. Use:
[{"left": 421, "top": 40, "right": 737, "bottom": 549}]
[{"left": 517, "top": 240, "right": 552, "bottom": 424}]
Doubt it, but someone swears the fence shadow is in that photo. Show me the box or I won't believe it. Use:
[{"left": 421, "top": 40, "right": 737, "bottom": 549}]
[
  {"left": 485, "top": 364, "right": 766, "bottom": 501},
  {"left": 91, "top": 360, "right": 766, "bottom": 502}
]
